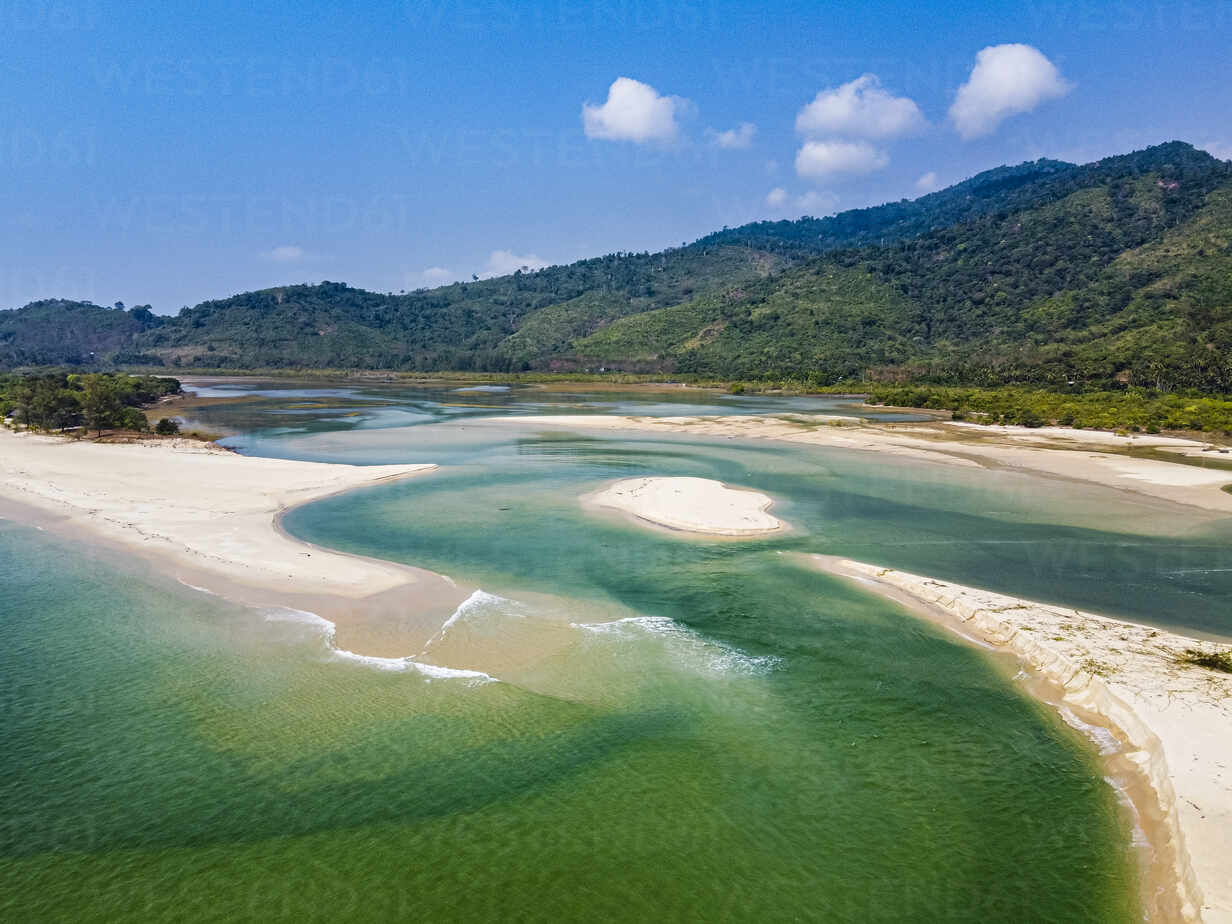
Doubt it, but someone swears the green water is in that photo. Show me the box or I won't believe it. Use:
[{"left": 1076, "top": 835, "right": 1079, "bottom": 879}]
[{"left": 5, "top": 381, "right": 1230, "bottom": 921}]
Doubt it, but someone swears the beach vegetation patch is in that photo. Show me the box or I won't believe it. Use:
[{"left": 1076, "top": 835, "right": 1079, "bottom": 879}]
[
  {"left": 1178, "top": 648, "right": 1232, "bottom": 673},
  {"left": 1, "top": 372, "right": 180, "bottom": 434}
]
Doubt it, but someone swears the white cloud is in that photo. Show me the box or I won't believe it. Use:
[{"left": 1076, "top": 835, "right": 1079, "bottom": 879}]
[
  {"left": 765, "top": 187, "right": 788, "bottom": 207},
  {"left": 795, "top": 190, "right": 839, "bottom": 214},
  {"left": 796, "top": 74, "right": 926, "bottom": 140},
  {"left": 582, "top": 77, "right": 688, "bottom": 144},
  {"left": 1200, "top": 140, "right": 1232, "bottom": 161},
  {"left": 482, "top": 250, "right": 550, "bottom": 279},
  {"left": 709, "top": 122, "right": 757, "bottom": 149},
  {"left": 915, "top": 171, "right": 940, "bottom": 193},
  {"left": 795, "top": 139, "right": 888, "bottom": 179},
  {"left": 421, "top": 266, "right": 453, "bottom": 284},
  {"left": 262, "top": 244, "right": 305, "bottom": 263},
  {"left": 949, "top": 44, "right": 1073, "bottom": 140}
]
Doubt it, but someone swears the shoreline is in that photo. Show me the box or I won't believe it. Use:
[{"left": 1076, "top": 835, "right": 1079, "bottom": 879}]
[
  {"left": 0, "top": 428, "right": 473, "bottom": 659},
  {"left": 5, "top": 416, "right": 1230, "bottom": 919},
  {"left": 810, "top": 555, "right": 1231, "bottom": 924},
  {"left": 488, "top": 414, "right": 1232, "bottom": 516}
]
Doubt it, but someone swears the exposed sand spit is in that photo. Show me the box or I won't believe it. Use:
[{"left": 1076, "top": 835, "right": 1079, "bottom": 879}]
[{"left": 0, "top": 429, "right": 471, "bottom": 653}]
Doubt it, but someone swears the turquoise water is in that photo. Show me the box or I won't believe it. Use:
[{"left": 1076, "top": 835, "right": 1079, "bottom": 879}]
[{"left": 5, "top": 381, "right": 1230, "bottom": 921}]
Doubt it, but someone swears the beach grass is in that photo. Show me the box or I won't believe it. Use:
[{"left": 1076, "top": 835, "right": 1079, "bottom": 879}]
[{"left": 1178, "top": 648, "right": 1232, "bottom": 673}]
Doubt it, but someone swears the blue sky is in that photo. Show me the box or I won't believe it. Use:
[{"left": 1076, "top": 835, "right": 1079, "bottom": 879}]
[{"left": 2, "top": 0, "right": 1229, "bottom": 312}]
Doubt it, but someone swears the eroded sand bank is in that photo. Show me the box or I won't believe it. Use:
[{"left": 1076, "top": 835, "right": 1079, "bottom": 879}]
[{"left": 813, "top": 555, "right": 1231, "bottom": 924}]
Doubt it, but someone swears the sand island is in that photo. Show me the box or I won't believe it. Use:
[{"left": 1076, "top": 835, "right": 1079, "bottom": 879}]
[{"left": 589, "top": 476, "right": 785, "bottom": 536}]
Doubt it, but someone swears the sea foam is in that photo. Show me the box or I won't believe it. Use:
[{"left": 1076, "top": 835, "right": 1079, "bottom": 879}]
[
  {"left": 419, "top": 589, "right": 521, "bottom": 654},
  {"left": 260, "top": 596, "right": 500, "bottom": 685},
  {"left": 571, "top": 615, "right": 780, "bottom": 676},
  {"left": 1057, "top": 705, "right": 1122, "bottom": 756},
  {"left": 177, "top": 578, "right": 220, "bottom": 596}
]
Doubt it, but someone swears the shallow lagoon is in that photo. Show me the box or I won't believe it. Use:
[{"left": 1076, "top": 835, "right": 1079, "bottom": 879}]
[{"left": 6, "top": 381, "right": 1230, "bottom": 921}]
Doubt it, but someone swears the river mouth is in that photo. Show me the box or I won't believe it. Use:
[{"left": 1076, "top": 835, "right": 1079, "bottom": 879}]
[{"left": 5, "top": 380, "right": 1231, "bottom": 921}]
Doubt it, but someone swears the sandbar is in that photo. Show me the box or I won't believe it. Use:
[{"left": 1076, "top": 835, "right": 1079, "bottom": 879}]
[
  {"left": 588, "top": 476, "right": 784, "bottom": 536},
  {"left": 492, "top": 414, "right": 1232, "bottom": 515}
]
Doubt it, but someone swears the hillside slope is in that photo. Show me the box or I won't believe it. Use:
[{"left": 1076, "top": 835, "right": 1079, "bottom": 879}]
[
  {"left": 0, "top": 300, "right": 163, "bottom": 368},
  {"left": 576, "top": 143, "right": 1232, "bottom": 388},
  {"left": 0, "top": 141, "right": 1228, "bottom": 390}
]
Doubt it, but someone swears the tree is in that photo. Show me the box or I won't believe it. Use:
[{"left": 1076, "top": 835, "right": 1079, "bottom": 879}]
[
  {"left": 10, "top": 375, "right": 81, "bottom": 430},
  {"left": 80, "top": 374, "right": 123, "bottom": 435},
  {"left": 155, "top": 417, "right": 180, "bottom": 435}
]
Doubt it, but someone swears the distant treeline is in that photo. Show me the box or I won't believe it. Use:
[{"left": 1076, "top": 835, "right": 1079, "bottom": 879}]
[
  {"left": 0, "top": 373, "right": 181, "bottom": 434},
  {"left": 866, "top": 385, "right": 1232, "bottom": 434}
]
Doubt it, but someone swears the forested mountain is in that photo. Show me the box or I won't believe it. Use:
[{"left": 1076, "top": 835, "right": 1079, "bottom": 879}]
[
  {"left": 2, "top": 142, "right": 1229, "bottom": 390},
  {"left": 583, "top": 143, "right": 1232, "bottom": 388},
  {"left": 0, "top": 300, "right": 163, "bottom": 368}
]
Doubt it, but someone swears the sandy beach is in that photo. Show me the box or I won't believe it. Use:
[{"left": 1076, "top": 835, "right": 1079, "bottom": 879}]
[
  {"left": 496, "top": 414, "right": 1232, "bottom": 515},
  {"left": 0, "top": 428, "right": 472, "bottom": 655},
  {"left": 810, "top": 557, "right": 1232, "bottom": 924},
  {"left": 588, "top": 476, "right": 785, "bottom": 536}
]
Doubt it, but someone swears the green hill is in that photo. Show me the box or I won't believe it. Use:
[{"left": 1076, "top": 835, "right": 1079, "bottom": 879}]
[
  {"left": 1, "top": 141, "right": 1229, "bottom": 390},
  {"left": 577, "top": 143, "right": 1232, "bottom": 389},
  {"left": 0, "top": 300, "right": 163, "bottom": 368}
]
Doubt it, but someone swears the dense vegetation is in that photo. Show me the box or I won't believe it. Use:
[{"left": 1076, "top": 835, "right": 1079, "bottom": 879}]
[
  {"left": 0, "top": 142, "right": 1229, "bottom": 397},
  {"left": 0, "top": 300, "right": 163, "bottom": 367},
  {"left": 0, "top": 373, "right": 180, "bottom": 434},
  {"left": 693, "top": 158, "right": 1076, "bottom": 256},
  {"left": 579, "top": 144, "right": 1232, "bottom": 389},
  {"left": 133, "top": 246, "right": 783, "bottom": 372},
  {"left": 864, "top": 384, "right": 1232, "bottom": 434}
]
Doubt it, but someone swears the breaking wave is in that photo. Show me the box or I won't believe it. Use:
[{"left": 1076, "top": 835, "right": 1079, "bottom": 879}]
[
  {"left": 261, "top": 592, "right": 502, "bottom": 686},
  {"left": 419, "top": 589, "right": 520, "bottom": 655},
  {"left": 571, "top": 615, "right": 780, "bottom": 676}
]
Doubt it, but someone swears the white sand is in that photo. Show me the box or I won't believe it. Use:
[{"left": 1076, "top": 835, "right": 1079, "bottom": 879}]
[
  {"left": 815, "top": 556, "right": 1232, "bottom": 924},
  {"left": 496, "top": 414, "right": 1232, "bottom": 513},
  {"left": 589, "top": 476, "right": 784, "bottom": 536},
  {"left": 0, "top": 429, "right": 466, "bottom": 626}
]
